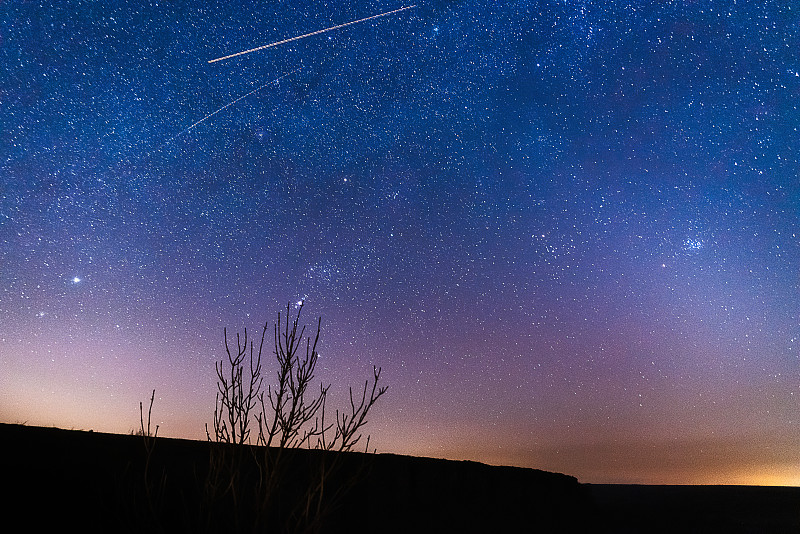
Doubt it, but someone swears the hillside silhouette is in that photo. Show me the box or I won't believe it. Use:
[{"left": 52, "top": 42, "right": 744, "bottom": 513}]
[{"left": 3, "top": 423, "right": 799, "bottom": 532}]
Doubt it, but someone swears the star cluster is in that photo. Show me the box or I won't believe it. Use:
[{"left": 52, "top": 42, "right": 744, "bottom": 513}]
[{"left": 1, "top": 0, "right": 798, "bottom": 484}]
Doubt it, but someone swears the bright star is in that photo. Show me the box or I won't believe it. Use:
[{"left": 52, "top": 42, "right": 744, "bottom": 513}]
[{"left": 72, "top": 276, "right": 81, "bottom": 284}]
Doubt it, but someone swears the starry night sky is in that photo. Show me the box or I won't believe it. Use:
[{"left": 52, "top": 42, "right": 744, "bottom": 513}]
[{"left": 1, "top": 0, "right": 799, "bottom": 485}]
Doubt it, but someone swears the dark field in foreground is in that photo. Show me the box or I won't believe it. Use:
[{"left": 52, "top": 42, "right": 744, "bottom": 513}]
[
  {"left": 588, "top": 483, "right": 800, "bottom": 533},
  {"left": 2, "top": 423, "right": 798, "bottom": 532}
]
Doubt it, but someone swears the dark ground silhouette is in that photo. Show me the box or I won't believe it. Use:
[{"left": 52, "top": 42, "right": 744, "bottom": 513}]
[{"left": 2, "top": 423, "right": 798, "bottom": 533}]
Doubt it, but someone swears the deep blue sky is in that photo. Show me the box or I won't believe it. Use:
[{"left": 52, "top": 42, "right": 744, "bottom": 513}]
[{"left": 2, "top": 0, "right": 798, "bottom": 484}]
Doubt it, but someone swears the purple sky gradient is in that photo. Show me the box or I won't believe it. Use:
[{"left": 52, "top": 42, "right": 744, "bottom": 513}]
[{"left": 1, "top": 0, "right": 798, "bottom": 485}]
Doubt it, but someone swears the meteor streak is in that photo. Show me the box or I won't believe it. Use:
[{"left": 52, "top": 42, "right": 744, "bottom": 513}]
[
  {"left": 208, "top": 5, "right": 417, "bottom": 64},
  {"left": 167, "top": 67, "right": 302, "bottom": 142}
]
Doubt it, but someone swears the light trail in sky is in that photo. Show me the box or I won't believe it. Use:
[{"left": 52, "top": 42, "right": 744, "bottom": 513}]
[
  {"left": 167, "top": 67, "right": 302, "bottom": 143},
  {"left": 208, "top": 5, "right": 417, "bottom": 64}
]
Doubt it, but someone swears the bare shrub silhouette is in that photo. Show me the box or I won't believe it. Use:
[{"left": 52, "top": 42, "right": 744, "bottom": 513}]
[
  {"left": 139, "top": 389, "right": 159, "bottom": 441},
  {"left": 206, "top": 320, "right": 265, "bottom": 445},
  {"left": 136, "top": 389, "right": 167, "bottom": 531},
  {"left": 203, "top": 302, "right": 387, "bottom": 532}
]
